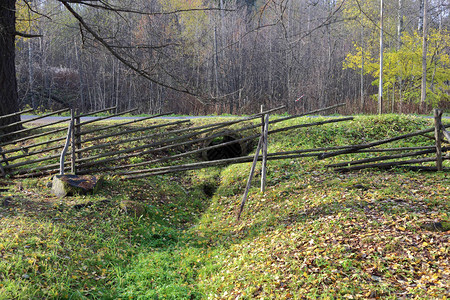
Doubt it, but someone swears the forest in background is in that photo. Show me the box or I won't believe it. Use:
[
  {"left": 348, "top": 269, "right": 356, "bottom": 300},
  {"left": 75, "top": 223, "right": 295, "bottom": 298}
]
[{"left": 15, "top": 0, "right": 450, "bottom": 115}]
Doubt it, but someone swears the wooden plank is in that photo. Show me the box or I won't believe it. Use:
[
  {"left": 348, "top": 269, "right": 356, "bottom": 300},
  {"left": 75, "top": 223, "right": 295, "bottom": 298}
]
[
  {"left": 12, "top": 160, "right": 71, "bottom": 176},
  {"left": 269, "top": 103, "right": 346, "bottom": 125},
  {"left": 77, "top": 118, "right": 259, "bottom": 167},
  {"left": 0, "top": 108, "right": 33, "bottom": 120},
  {"left": 1, "top": 136, "right": 66, "bottom": 155},
  {"left": 0, "top": 108, "right": 70, "bottom": 130},
  {"left": 0, "top": 118, "right": 70, "bottom": 139},
  {"left": 75, "top": 107, "right": 138, "bottom": 127},
  {"left": 111, "top": 133, "right": 261, "bottom": 173},
  {"left": 3, "top": 151, "right": 65, "bottom": 170},
  {"left": 80, "top": 117, "right": 251, "bottom": 146},
  {"left": 117, "top": 151, "right": 320, "bottom": 179},
  {"left": 78, "top": 112, "right": 173, "bottom": 135},
  {"left": 356, "top": 146, "right": 434, "bottom": 152},
  {"left": 318, "top": 127, "right": 435, "bottom": 160},
  {"left": 100, "top": 106, "right": 281, "bottom": 149},
  {"left": 0, "top": 127, "right": 67, "bottom": 147},
  {"left": 79, "top": 120, "right": 189, "bottom": 148},
  {"left": 0, "top": 144, "right": 64, "bottom": 163},
  {"left": 326, "top": 148, "right": 447, "bottom": 168},
  {"left": 93, "top": 146, "right": 355, "bottom": 176},
  {"left": 269, "top": 117, "right": 353, "bottom": 135},
  {"left": 334, "top": 155, "right": 450, "bottom": 172},
  {"left": 388, "top": 166, "right": 449, "bottom": 172},
  {"left": 80, "top": 113, "right": 348, "bottom": 169},
  {"left": 77, "top": 106, "right": 117, "bottom": 118},
  {"left": 13, "top": 164, "right": 70, "bottom": 177}
]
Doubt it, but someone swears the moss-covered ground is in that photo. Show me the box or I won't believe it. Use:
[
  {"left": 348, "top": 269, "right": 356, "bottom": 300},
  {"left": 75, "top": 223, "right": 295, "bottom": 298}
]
[{"left": 0, "top": 114, "right": 448, "bottom": 299}]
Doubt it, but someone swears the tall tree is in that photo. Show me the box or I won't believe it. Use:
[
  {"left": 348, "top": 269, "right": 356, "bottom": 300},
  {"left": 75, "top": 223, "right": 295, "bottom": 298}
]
[{"left": 0, "top": 0, "right": 20, "bottom": 132}]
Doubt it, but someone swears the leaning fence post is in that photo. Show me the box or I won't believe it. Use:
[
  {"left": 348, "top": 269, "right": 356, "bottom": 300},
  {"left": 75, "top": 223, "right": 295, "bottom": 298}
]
[
  {"left": 434, "top": 109, "right": 443, "bottom": 171},
  {"left": 237, "top": 137, "right": 263, "bottom": 221},
  {"left": 261, "top": 113, "right": 269, "bottom": 193}
]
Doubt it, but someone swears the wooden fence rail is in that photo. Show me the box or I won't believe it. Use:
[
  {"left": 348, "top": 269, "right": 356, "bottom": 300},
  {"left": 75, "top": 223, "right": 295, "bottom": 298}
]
[
  {"left": 1, "top": 106, "right": 448, "bottom": 181},
  {"left": 0, "top": 108, "right": 33, "bottom": 120},
  {"left": 0, "top": 107, "right": 174, "bottom": 177}
]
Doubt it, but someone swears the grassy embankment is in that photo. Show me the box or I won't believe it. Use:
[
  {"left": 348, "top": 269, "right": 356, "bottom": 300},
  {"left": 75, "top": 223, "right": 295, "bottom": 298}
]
[{"left": 0, "top": 114, "right": 448, "bottom": 299}]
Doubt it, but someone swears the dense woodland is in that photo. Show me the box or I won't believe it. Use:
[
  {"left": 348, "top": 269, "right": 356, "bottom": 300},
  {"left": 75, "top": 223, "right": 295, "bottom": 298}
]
[{"left": 14, "top": 0, "right": 450, "bottom": 115}]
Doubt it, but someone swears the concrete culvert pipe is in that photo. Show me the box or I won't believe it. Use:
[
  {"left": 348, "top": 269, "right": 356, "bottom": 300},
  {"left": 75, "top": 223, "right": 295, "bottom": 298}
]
[{"left": 201, "top": 130, "right": 249, "bottom": 161}]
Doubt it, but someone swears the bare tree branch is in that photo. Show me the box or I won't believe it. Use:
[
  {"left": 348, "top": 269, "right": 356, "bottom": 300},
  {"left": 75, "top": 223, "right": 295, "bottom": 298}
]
[
  {"left": 14, "top": 31, "right": 42, "bottom": 38},
  {"left": 58, "top": 0, "right": 206, "bottom": 102}
]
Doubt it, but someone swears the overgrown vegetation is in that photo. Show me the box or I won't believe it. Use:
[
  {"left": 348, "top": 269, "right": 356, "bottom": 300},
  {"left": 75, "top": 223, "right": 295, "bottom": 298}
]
[{"left": 1, "top": 115, "right": 448, "bottom": 299}]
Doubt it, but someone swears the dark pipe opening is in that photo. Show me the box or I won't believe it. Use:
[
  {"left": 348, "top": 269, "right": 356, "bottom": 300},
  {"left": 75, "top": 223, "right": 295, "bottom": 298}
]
[{"left": 204, "top": 135, "right": 244, "bottom": 161}]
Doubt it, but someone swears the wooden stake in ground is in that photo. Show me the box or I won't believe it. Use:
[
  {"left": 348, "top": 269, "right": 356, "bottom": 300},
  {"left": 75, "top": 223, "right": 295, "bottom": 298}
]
[
  {"left": 0, "top": 146, "right": 5, "bottom": 177},
  {"left": 237, "top": 137, "right": 263, "bottom": 221},
  {"left": 434, "top": 109, "right": 443, "bottom": 171},
  {"left": 261, "top": 113, "right": 269, "bottom": 193},
  {"left": 74, "top": 109, "right": 82, "bottom": 160}
]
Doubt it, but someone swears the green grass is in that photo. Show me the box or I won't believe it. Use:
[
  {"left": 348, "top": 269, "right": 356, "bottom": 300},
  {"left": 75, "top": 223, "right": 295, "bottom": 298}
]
[{"left": 1, "top": 114, "right": 449, "bottom": 299}]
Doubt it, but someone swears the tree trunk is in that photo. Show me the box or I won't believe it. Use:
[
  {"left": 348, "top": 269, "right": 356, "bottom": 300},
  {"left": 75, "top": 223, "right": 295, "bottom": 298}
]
[
  {"left": 0, "top": 0, "right": 21, "bottom": 134},
  {"left": 418, "top": 0, "right": 424, "bottom": 32},
  {"left": 397, "top": 0, "right": 404, "bottom": 47}
]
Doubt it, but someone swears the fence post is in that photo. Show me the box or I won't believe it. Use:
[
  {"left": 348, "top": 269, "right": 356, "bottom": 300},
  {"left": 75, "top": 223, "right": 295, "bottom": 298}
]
[
  {"left": 434, "top": 109, "right": 443, "bottom": 171},
  {"left": 261, "top": 113, "right": 269, "bottom": 193},
  {"left": 0, "top": 144, "right": 6, "bottom": 177},
  {"left": 70, "top": 109, "right": 77, "bottom": 174},
  {"left": 237, "top": 137, "right": 263, "bottom": 221},
  {"left": 0, "top": 151, "right": 5, "bottom": 177},
  {"left": 75, "top": 109, "right": 82, "bottom": 160},
  {"left": 60, "top": 117, "right": 73, "bottom": 175}
]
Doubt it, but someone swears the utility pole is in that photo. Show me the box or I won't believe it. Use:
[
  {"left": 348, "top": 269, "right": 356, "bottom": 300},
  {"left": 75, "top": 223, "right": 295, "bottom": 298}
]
[
  {"left": 420, "top": 0, "right": 428, "bottom": 112},
  {"left": 378, "top": 0, "right": 384, "bottom": 114}
]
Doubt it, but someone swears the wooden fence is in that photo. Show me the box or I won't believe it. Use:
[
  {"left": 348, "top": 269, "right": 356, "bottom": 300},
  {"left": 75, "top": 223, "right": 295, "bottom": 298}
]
[
  {"left": 322, "top": 109, "right": 450, "bottom": 172},
  {"left": 1, "top": 106, "right": 447, "bottom": 182},
  {"left": 0, "top": 106, "right": 179, "bottom": 177}
]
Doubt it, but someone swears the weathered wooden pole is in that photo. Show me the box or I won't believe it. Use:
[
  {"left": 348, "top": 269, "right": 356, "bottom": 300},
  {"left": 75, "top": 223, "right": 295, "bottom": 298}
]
[
  {"left": 434, "top": 109, "right": 443, "bottom": 171},
  {"left": 237, "top": 137, "right": 263, "bottom": 220},
  {"left": 0, "top": 108, "right": 32, "bottom": 120},
  {"left": 74, "top": 109, "right": 82, "bottom": 160},
  {"left": 261, "top": 113, "right": 269, "bottom": 193},
  {"left": 0, "top": 146, "right": 6, "bottom": 177},
  {"left": 70, "top": 109, "right": 77, "bottom": 174},
  {"left": 378, "top": 0, "right": 384, "bottom": 114}
]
